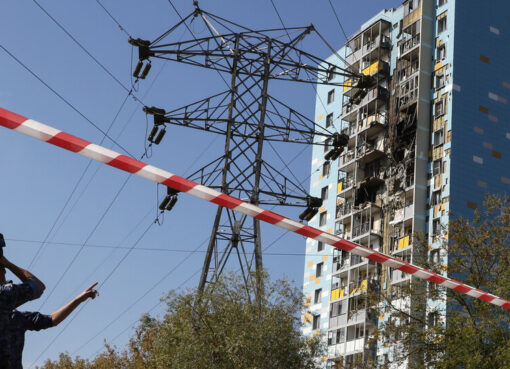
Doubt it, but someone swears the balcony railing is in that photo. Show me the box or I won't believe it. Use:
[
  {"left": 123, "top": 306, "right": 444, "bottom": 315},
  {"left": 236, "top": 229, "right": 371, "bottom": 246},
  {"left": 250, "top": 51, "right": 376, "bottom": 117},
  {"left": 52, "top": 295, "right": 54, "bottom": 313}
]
[
  {"left": 399, "top": 33, "right": 420, "bottom": 56},
  {"left": 339, "top": 150, "right": 355, "bottom": 166},
  {"left": 336, "top": 202, "right": 353, "bottom": 218}
]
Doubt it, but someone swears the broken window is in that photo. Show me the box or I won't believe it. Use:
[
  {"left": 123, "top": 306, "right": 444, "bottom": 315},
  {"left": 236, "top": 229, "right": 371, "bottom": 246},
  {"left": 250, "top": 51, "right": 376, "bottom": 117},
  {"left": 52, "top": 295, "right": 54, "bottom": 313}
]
[
  {"left": 318, "top": 241, "right": 325, "bottom": 252},
  {"left": 319, "top": 212, "right": 327, "bottom": 226},
  {"left": 327, "top": 89, "right": 335, "bottom": 104},
  {"left": 438, "top": 0, "right": 447, "bottom": 6},
  {"left": 314, "top": 288, "right": 322, "bottom": 304},
  {"left": 321, "top": 186, "right": 329, "bottom": 201},
  {"left": 327, "top": 67, "right": 336, "bottom": 81},
  {"left": 432, "top": 218, "right": 441, "bottom": 235},
  {"left": 438, "top": 16, "right": 447, "bottom": 33},
  {"left": 324, "top": 137, "right": 332, "bottom": 153},
  {"left": 316, "top": 262, "right": 324, "bottom": 277},
  {"left": 431, "top": 190, "right": 441, "bottom": 205},
  {"left": 326, "top": 113, "right": 334, "bottom": 128},
  {"left": 433, "top": 129, "right": 444, "bottom": 146},
  {"left": 430, "top": 249, "right": 440, "bottom": 265},
  {"left": 433, "top": 159, "right": 442, "bottom": 176},
  {"left": 428, "top": 311, "right": 439, "bottom": 326},
  {"left": 437, "top": 44, "right": 446, "bottom": 60},
  {"left": 323, "top": 161, "right": 331, "bottom": 177},
  {"left": 312, "top": 314, "right": 321, "bottom": 330},
  {"left": 434, "top": 100, "right": 445, "bottom": 117},
  {"left": 435, "top": 73, "right": 445, "bottom": 89}
]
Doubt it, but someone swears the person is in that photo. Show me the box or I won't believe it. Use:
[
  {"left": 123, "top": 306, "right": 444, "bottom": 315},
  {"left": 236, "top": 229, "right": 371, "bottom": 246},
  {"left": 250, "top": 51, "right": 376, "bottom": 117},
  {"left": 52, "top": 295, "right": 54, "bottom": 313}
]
[{"left": 0, "top": 256, "right": 99, "bottom": 369}]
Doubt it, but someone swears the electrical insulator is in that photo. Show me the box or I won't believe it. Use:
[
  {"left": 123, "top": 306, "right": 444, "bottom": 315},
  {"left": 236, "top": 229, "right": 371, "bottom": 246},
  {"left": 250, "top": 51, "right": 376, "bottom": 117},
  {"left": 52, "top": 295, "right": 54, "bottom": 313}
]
[
  {"left": 159, "top": 195, "right": 171, "bottom": 210},
  {"left": 166, "top": 196, "right": 178, "bottom": 211},
  {"left": 148, "top": 125, "right": 159, "bottom": 142},
  {"left": 140, "top": 62, "right": 152, "bottom": 79},
  {"left": 133, "top": 60, "right": 143, "bottom": 78},
  {"left": 154, "top": 129, "right": 166, "bottom": 145}
]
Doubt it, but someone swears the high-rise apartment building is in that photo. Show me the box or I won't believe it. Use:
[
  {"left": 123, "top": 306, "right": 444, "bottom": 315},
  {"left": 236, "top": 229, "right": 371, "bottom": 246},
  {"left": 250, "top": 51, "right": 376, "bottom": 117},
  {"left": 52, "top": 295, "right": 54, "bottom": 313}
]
[{"left": 302, "top": 1, "right": 510, "bottom": 367}]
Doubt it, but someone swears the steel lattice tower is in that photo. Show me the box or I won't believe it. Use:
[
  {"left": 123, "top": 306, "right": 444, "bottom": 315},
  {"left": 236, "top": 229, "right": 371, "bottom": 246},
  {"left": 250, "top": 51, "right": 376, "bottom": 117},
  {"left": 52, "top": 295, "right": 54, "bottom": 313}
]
[{"left": 130, "top": 4, "right": 369, "bottom": 298}]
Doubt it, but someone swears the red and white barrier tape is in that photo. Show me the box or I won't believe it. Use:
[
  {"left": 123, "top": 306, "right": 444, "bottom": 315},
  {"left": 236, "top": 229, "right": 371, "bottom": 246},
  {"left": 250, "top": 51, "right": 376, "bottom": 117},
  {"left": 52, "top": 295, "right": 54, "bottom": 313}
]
[{"left": 0, "top": 107, "right": 508, "bottom": 310}]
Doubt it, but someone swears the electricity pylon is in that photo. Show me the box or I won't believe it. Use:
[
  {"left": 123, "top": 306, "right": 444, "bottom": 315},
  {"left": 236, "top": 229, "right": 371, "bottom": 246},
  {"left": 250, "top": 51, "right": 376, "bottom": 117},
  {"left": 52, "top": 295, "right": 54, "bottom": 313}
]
[{"left": 130, "top": 4, "right": 370, "bottom": 299}]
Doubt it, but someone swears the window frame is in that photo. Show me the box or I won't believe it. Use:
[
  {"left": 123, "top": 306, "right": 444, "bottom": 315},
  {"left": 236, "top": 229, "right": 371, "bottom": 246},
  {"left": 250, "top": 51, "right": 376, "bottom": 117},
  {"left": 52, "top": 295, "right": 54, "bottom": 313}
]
[
  {"left": 438, "top": 16, "right": 447, "bottom": 34},
  {"left": 314, "top": 288, "right": 322, "bottom": 304},
  {"left": 327, "top": 89, "right": 335, "bottom": 104},
  {"left": 316, "top": 262, "right": 324, "bottom": 277},
  {"left": 326, "top": 112, "right": 334, "bottom": 128}
]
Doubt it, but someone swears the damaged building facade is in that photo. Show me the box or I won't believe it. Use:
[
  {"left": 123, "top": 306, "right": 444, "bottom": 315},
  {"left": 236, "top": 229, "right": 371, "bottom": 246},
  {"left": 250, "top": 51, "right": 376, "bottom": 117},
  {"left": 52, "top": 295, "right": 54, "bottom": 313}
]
[{"left": 302, "top": 0, "right": 510, "bottom": 367}]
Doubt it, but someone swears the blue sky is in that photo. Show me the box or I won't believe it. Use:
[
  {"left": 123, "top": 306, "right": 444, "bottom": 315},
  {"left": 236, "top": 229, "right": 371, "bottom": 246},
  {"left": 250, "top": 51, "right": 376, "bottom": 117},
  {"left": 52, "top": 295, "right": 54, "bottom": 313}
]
[{"left": 0, "top": 0, "right": 401, "bottom": 366}]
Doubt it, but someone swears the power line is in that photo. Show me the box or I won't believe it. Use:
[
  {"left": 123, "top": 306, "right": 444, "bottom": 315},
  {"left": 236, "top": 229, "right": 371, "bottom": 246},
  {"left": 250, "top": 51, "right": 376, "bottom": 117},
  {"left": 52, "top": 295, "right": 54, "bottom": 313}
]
[
  {"left": 27, "top": 218, "right": 156, "bottom": 369},
  {"left": 28, "top": 91, "right": 133, "bottom": 269},
  {"left": 31, "top": 0, "right": 144, "bottom": 105},
  {"left": 327, "top": 0, "right": 349, "bottom": 40},
  {"left": 9, "top": 237, "right": 330, "bottom": 257},
  {"left": 94, "top": 0, "right": 131, "bottom": 38},
  {"left": 71, "top": 237, "right": 208, "bottom": 356},
  {"left": 0, "top": 44, "right": 134, "bottom": 157}
]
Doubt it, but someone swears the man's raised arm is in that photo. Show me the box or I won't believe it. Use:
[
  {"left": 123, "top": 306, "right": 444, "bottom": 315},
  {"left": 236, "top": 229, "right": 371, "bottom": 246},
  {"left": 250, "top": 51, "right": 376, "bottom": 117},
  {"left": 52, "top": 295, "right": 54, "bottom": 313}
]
[{"left": 51, "top": 282, "right": 99, "bottom": 326}]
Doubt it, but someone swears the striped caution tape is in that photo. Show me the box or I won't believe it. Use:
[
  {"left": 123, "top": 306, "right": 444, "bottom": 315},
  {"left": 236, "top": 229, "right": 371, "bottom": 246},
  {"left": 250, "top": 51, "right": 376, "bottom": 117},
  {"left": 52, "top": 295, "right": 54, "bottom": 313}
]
[{"left": 0, "top": 107, "right": 508, "bottom": 310}]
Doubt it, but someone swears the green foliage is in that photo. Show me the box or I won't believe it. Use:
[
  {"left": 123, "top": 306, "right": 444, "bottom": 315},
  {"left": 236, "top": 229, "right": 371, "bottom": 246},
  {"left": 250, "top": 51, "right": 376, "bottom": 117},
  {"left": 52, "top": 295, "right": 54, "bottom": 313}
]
[
  {"left": 374, "top": 195, "right": 510, "bottom": 369},
  {"left": 38, "top": 273, "right": 324, "bottom": 369}
]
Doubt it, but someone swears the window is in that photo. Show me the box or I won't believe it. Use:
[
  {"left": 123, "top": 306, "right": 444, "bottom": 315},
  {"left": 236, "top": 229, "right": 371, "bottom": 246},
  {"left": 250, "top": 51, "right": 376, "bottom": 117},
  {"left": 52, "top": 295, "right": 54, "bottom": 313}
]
[
  {"left": 323, "top": 161, "right": 331, "bottom": 177},
  {"left": 324, "top": 137, "right": 332, "bottom": 153},
  {"left": 312, "top": 314, "right": 321, "bottom": 330},
  {"left": 434, "top": 99, "right": 445, "bottom": 117},
  {"left": 435, "top": 73, "right": 445, "bottom": 89},
  {"left": 326, "top": 113, "right": 333, "bottom": 128},
  {"left": 430, "top": 249, "right": 440, "bottom": 265},
  {"left": 437, "top": 44, "right": 446, "bottom": 61},
  {"left": 321, "top": 186, "right": 329, "bottom": 201},
  {"left": 319, "top": 212, "right": 327, "bottom": 226},
  {"left": 433, "top": 129, "right": 444, "bottom": 146},
  {"left": 327, "top": 89, "right": 335, "bottom": 104},
  {"left": 438, "top": 16, "right": 447, "bottom": 33},
  {"left": 318, "top": 241, "right": 325, "bottom": 252},
  {"left": 433, "top": 159, "right": 442, "bottom": 176},
  {"left": 438, "top": 0, "right": 447, "bottom": 6},
  {"left": 428, "top": 311, "right": 439, "bottom": 326},
  {"left": 316, "top": 262, "right": 324, "bottom": 277},
  {"left": 432, "top": 218, "right": 441, "bottom": 235},
  {"left": 431, "top": 190, "right": 441, "bottom": 205},
  {"left": 314, "top": 288, "right": 322, "bottom": 304},
  {"left": 327, "top": 67, "right": 336, "bottom": 81}
]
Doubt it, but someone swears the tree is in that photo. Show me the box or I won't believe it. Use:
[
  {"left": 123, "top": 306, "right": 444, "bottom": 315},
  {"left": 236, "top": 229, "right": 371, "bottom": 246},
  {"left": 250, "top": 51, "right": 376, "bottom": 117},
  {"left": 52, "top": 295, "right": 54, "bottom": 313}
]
[
  {"left": 372, "top": 195, "right": 510, "bottom": 369},
  {"left": 39, "top": 272, "right": 324, "bottom": 369}
]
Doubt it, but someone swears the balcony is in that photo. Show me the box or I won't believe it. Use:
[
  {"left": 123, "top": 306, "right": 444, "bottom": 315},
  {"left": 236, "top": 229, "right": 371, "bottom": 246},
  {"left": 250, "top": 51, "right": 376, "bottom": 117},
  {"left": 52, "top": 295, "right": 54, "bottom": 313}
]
[
  {"left": 357, "top": 113, "right": 386, "bottom": 138},
  {"left": 390, "top": 235, "right": 411, "bottom": 253},
  {"left": 338, "top": 149, "right": 356, "bottom": 170},
  {"left": 361, "top": 60, "right": 390, "bottom": 78},
  {"left": 399, "top": 34, "right": 421, "bottom": 57},
  {"left": 362, "top": 35, "right": 391, "bottom": 55}
]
